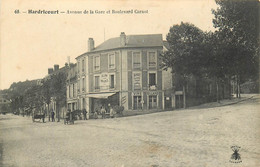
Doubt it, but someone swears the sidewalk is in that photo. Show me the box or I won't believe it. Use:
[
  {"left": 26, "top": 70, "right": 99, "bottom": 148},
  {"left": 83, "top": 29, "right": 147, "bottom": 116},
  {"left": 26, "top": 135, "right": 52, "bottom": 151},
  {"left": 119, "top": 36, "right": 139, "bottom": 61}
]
[
  {"left": 122, "top": 94, "right": 258, "bottom": 117},
  {"left": 189, "top": 94, "right": 258, "bottom": 110}
]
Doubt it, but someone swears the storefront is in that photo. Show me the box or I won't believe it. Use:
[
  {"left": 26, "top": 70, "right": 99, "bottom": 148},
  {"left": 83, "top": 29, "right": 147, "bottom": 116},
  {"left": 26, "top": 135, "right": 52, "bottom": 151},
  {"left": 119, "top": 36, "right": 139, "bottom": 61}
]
[{"left": 86, "top": 92, "right": 119, "bottom": 113}]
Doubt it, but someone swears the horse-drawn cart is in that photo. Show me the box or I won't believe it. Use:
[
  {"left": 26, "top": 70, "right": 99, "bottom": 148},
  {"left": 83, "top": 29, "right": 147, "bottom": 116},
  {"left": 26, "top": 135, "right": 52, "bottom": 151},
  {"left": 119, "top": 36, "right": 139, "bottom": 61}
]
[
  {"left": 64, "top": 110, "right": 83, "bottom": 124},
  {"left": 32, "top": 113, "right": 45, "bottom": 123},
  {"left": 64, "top": 113, "right": 74, "bottom": 124}
]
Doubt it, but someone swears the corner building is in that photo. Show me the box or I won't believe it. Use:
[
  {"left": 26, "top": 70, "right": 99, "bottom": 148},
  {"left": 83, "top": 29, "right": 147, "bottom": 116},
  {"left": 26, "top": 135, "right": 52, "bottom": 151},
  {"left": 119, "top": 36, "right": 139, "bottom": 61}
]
[{"left": 75, "top": 32, "right": 173, "bottom": 113}]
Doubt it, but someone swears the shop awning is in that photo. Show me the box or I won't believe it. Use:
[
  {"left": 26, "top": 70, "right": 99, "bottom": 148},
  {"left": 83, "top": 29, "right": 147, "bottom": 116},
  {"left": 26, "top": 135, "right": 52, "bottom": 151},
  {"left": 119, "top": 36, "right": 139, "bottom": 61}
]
[{"left": 86, "top": 92, "right": 116, "bottom": 99}]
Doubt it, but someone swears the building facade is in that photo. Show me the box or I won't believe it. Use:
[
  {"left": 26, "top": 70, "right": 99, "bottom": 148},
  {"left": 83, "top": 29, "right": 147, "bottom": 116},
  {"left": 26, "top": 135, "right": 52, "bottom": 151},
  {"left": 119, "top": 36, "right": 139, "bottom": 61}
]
[
  {"left": 66, "top": 63, "right": 78, "bottom": 111},
  {"left": 72, "top": 32, "right": 173, "bottom": 113}
]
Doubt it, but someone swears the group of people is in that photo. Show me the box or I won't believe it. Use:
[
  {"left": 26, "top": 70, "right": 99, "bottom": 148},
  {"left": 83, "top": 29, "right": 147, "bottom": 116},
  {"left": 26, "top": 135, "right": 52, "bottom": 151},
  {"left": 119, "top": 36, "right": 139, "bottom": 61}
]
[
  {"left": 93, "top": 106, "right": 115, "bottom": 119},
  {"left": 64, "top": 106, "right": 115, "bottom": 121}
]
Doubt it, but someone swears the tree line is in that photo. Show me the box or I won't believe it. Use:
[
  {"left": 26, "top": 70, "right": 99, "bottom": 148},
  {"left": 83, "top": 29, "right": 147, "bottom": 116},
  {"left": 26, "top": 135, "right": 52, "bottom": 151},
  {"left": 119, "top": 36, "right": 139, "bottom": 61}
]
[
  {"left": 161, "top": 0, "right": 259, "bottom": 106},
  {"left": 5, "top": 71, "right": 67, "bottom": 118}
]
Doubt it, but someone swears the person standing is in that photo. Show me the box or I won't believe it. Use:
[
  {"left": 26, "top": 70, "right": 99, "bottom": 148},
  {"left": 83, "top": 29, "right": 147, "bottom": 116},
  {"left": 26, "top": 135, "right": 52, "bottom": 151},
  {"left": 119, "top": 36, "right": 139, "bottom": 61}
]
[
  {"left": 82, "top": 109, "right": 87, "bottom": 120},
  {"left": 101, "top": 106, "right": 106, "bottom": 119},
  {"left": 51, "top": 110, "right": 55, "bottom": 122},
  {"left": 110, "top": 107, "right": 114, "bottom": 118}
]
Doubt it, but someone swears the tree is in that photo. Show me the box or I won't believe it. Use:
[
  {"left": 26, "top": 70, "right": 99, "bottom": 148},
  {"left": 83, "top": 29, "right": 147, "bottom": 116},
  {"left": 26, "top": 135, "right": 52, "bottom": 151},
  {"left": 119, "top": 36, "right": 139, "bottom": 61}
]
[
  {"left": 49, "top": 72, "right": 67, "bottom": 122},
  {"left": 161, "top": 22, "right": 206, "bottom": 108},
  {"left": 42, "top": 79, "right": 51, "bottom": 120},
  {"left": 23, "top": 85, "right": 43, "bottom": 112},
  {"left": 212, "top": 0, "right": 259, "bottom": 98}
]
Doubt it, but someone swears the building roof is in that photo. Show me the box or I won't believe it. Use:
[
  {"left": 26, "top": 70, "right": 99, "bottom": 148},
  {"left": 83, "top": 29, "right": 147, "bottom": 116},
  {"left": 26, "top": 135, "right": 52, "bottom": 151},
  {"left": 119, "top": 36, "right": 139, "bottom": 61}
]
[{"left": 78, "top": 34, "right": 164, "bottom": 58}]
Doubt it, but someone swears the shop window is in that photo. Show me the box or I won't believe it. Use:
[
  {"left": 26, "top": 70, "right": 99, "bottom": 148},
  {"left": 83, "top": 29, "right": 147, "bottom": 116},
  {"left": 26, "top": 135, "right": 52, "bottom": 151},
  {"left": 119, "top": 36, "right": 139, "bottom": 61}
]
[
  {"left": 133, "top": 52, "right": 141, "bottom": 68},
  {"left": 94, "top": 56, "right": 100, "bottom": 71},
  {"left": 110, "top": 75, "right": 115, "bottom": 89},
  {"left": 149, "top": 95, "right": 157, "bottom": 109},
  {"left": 109, "top": 54, "right": 115, "bottom": 69},
  {"left": 148, "top": 52, "right": 156, "bottom": 68},
  {"left": 133, "top": 96, "right": 142, "bottom": 110},
  {"left": 94, "top": 76, "right": 100, "bottom": 90}
]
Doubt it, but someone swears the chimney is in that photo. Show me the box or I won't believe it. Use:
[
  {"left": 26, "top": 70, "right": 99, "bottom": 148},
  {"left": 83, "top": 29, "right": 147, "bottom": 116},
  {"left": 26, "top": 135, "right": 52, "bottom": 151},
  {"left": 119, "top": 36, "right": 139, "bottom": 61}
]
[
  {"left": 88, "top": 38, "right": 95, "bottom": 52},
  {"left": 48, "top": 68, "right": 54, "bottom": 74},
  {"left": 120, "top": 32, "right": 126, "bottom": 46},
  {"left": 54, "top": 64, "right": 59, "bottom": 71}
]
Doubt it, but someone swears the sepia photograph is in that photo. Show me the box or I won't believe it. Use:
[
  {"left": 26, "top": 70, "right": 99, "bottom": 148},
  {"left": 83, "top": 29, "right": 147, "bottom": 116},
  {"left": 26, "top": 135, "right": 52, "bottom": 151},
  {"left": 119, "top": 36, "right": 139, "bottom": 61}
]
[{"left": 0, "top": 0, "right": 259, "bottom": 166}]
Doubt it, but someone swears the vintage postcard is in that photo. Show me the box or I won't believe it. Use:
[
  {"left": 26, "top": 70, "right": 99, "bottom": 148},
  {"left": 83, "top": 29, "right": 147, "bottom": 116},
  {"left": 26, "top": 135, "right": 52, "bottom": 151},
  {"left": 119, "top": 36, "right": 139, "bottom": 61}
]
[{"left": 0, "top": 0, "right": 259, "bottom": 166}]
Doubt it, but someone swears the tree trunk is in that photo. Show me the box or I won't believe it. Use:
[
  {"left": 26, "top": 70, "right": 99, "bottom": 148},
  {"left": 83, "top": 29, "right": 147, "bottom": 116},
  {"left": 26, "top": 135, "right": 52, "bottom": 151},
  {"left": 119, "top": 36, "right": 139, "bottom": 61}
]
[
  {"left": 183, "top": 85, "right": 186, "bottom": 108},
  {"left": 236, "top": 75, "right": 239, "bottom": 98},
  {"left": 216, "top": 81, "right": 220, "bottom": 103},
  {"left": 48, "top": 104, "right": 50, "bottom": 122},
  {"left": 238, "top": 76, "right": 241, "bottom": 98},
  {"left": 228, "top": 76, "right": 231, "bottom": 100},
  {"left": 57, "top": 103, "right": 60, "bottom": 122}
]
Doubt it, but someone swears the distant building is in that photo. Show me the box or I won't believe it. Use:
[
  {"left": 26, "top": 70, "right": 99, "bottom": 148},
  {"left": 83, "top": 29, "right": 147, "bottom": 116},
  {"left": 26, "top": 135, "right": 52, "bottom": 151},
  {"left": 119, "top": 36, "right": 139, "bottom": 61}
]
[
  {"left": 66, "top": 63, "right": 78, "bottom": 111},
  {"left": 70, "top": 32, "right": 173, "bottom": 113}
]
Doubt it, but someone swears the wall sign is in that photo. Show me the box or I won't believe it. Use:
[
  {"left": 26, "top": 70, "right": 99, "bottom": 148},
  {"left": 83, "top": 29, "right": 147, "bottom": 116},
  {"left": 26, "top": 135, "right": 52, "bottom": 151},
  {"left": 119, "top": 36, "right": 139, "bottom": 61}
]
[
  {"left": 147, "top": 91, "right": 158, "bottom": 95},
  {"left": 100, "top": 73, "right": 109, "bottom": 91},
  {"left": 133, "top": 73, "right": 141, "bottom": 90},
  {"left": 133, "top": 92, "right": 141, "bottom": 96}
]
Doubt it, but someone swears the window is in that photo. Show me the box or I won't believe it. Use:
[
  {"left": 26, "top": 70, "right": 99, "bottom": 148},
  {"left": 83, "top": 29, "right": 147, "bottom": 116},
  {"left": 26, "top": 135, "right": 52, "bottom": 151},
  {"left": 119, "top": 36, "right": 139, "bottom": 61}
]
[
  {"left": 110, "top": 75, "right": 115, "bottom": 89},
  {"left": 149, "top": 73, "right": 156, "bottom": 89},
  {"left": 133, "top": 96, "right": 142, "bottom": 110},
  {"left": 78, "top": 61, "right": 80, "bottom": 73},
  {"left": 69, "top": 85, "right": 71, "bottom": 98},
  {"left": 149, "top": 95, "right": 157, "bottom": 109},
  {"left": 94, "top": 76, "right": 100, "bottom": 90},
  {"left": 148, "top": 52, "right": 156, "bottom": 68},
  {"left": 109, "top": 54, "right": 115, "bottom": 69},
  {"left": 82, "top": 59, "right": 85, "bottom": 72},
  {"left": 94, "top": 56, "right": 100, "bottom": 71},
  {"left": 73, "top": 84, "right": 75, "bottom": 97},
  {"left": 133, "top": 52, "right": 141, "bottom": 68},
  {"left": 77, "top": 81, "right": 80, "bottom": 93},
  {"left": 82, "top": 78, "right": 85, "bottom": 91}
]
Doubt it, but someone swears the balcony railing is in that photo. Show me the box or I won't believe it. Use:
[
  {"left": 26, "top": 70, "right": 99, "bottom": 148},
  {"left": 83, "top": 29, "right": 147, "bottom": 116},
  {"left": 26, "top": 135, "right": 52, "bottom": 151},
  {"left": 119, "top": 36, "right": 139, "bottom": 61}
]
[{"left": 149, "top": 85, "right": 157, "bottom": 90}]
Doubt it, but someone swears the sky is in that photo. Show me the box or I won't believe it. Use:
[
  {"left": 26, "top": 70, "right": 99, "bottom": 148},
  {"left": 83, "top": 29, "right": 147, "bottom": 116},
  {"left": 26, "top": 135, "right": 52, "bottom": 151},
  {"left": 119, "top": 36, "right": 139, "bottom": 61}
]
[{"left": 0, "top": 0, "right": 218, "bottom": 90}]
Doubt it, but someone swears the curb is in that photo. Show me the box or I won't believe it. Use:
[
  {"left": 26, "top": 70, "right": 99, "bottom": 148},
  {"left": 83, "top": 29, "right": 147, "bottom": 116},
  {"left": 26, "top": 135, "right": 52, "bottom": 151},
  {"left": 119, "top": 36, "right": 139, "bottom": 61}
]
[{"left": 220, "top": 95, "right": 255, "bottom": 107}]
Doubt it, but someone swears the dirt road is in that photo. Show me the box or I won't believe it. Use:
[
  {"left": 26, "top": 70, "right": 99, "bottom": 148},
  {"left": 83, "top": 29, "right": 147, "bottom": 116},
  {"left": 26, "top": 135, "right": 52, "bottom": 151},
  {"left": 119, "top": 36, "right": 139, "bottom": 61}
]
[{"left": 0, "top": 95, "right": 259, "bottom": 167}]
